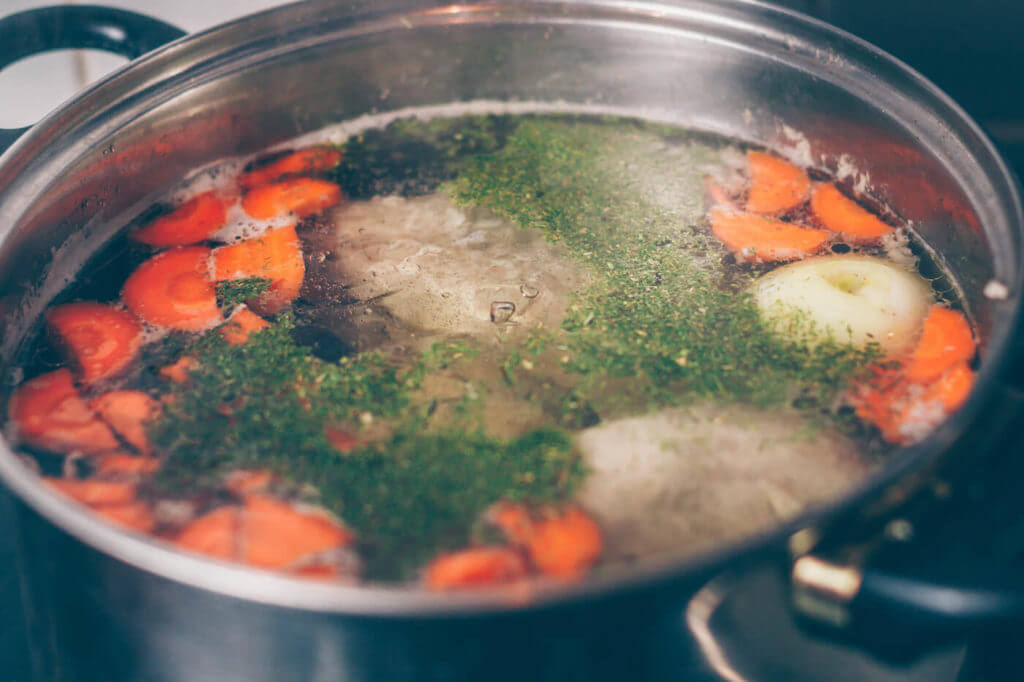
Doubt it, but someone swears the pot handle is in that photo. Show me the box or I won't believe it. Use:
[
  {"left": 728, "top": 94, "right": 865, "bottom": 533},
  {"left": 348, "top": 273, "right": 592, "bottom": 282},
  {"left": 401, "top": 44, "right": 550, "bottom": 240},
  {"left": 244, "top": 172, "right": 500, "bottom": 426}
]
[
  {"left": 0, "top": 6, "right": 186, "bottom": 154},
  {"left": 790, "top": 379, "right": 1024, "bottom": 661}
]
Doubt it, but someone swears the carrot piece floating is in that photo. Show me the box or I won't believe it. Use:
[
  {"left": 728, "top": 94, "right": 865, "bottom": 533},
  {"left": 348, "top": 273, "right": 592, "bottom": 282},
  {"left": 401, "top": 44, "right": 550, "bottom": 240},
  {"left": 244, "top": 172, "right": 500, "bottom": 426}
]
[
  {"left": 490, "top": 503, "right": 603, "bottom": 579},
  {"left": 922, "top": 361, "right": 975, "bottom": 411},
  {"left": 94, "top": 501, "right": 157, "bottom": 533},
  {"left": 175, "top": 507, "right": 240, "bottom": 560},
  {"left": 159, "top": 356, "right": 196, "bottom": 383},
  {"left": 489, "top": 503, "right": 535, "bottom": 546},
  {"left": 218, "top": 306, "right": 269, "bottom": 345},
  {"left": 292, "top": 563, "right": 341, "bottom": 580},
  {"left": 904, "top": 306, "right": 975, "bottom": 383},
  {"left": 224, "top": 469, "right": 275, "bottom": 497},
  {"left": 89, "top": 391, "right": 161, "bottom": 455},
  {"left": 238, "top": 147, "right": 342, "bottom": 190},
  {"left": 44, "top": 478, "right": 137, "bottom": 506},
  {"left": 95, "top": 452, "right": 161, "bottom": 477},
  {"left": 122, "top": 246, "right": 222, "bottom": 331},
  {"left": 810, "top": 183, "right": 893, "bottom": 242},
  {"left": 424, "top": 547, "right": 529, "bottom": 591},
  {"left": 9, "top": 369, "right": 120, "bottom": 455},
  {"left": 130, "top": 191, "right": 228, "bottom": 247},
  {"left": 46, "top": 302, "right": 143, "bottom": 385},
  {"left": 711, "top": 208, "right": 829, "bottom": 262},
  {"left": 745, "top": 150, "right": 811, "bottom": 214},
  {"left": 524, "top": 508, "right": 603, "bottom": 579},
  {"left": 241, "top": 178, "right": 342, "bottom": 221},
  {"left": 241, "top": 495, "right": 353, "bottom": 569},
  {"left": 211, "top": 225, "right": 305, "bottom": 314}
]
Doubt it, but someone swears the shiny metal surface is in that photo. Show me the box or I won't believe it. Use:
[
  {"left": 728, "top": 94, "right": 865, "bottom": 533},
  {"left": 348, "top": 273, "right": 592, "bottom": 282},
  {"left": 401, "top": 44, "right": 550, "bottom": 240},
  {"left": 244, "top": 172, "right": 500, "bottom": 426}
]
[{"left": 0, "top": 1, "right": 1021, "bottom": 680}]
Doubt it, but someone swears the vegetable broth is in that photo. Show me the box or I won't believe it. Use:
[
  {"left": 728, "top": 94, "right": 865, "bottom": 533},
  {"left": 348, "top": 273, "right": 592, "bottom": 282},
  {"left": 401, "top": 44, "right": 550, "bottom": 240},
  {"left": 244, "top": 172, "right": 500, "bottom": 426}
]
[{"left": 6, "top": 113, "right": 977, "bottom": 587}]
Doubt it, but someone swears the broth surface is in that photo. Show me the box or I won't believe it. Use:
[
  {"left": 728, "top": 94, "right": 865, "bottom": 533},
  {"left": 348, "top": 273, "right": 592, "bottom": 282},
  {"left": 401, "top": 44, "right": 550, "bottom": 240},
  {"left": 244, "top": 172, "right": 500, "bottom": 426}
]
[{"left": 6, "top": 114, "right": 976, "bottom": 587}]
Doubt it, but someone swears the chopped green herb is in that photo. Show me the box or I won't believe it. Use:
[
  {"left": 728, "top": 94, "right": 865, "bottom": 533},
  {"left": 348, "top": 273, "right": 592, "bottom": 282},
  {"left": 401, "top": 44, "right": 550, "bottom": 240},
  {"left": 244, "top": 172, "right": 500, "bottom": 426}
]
[
  {"left": 149, "top": 313, "right": 581, "bottom": 580},
  {"left": 215, "top": 277, "right": 272, "bottom": 309}
]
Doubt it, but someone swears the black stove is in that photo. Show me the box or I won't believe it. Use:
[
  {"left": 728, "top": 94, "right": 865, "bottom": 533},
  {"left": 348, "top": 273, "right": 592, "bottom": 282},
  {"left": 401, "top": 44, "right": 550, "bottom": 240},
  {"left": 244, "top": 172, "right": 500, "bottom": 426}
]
[{"left": 1, "top": 1, "right": 1023, "bottom": 680}]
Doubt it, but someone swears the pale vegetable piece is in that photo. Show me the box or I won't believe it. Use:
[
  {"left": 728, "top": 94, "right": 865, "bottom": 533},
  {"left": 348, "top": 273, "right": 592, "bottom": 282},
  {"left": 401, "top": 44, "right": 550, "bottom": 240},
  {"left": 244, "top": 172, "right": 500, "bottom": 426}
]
[{"left": 753, "top": 255, "right": 932, "bottom": 357}]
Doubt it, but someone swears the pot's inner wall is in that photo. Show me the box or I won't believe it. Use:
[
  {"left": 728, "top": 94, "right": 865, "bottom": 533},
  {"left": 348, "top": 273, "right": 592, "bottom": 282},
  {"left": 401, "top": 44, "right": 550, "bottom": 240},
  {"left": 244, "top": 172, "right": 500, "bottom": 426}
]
[{"left": 0, "top": 3, "right": 1014, "bottom": 379}]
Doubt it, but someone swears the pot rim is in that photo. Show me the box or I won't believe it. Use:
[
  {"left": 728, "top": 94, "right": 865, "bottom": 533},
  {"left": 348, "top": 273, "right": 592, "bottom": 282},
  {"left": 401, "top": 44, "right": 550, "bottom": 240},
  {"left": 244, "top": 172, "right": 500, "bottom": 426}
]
[{"left": 0, "top": 0, "right": 1020, "bottom": 616}]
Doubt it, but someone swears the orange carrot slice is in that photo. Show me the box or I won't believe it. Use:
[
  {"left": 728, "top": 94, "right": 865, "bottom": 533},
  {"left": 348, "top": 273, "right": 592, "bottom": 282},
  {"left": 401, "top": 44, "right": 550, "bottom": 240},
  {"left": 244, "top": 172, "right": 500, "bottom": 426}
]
[
  {"left": 44, "top": 478, "right": 137, "bottom": 506},
  {"left": 89, "top": 391, "right": 160, "bottom": 455},
  {"left": 745, "top": 150, "right": 811, "bottom": 214},
  {"left": 490, "top": 503, "right": 603, "bottom": 579},
  {"left": 122, "top": 246, "right": 222, "bottom": 331},
  {"left": 9, "top": 369, "right": 120, "bottom": 454},
  {"left": 175, "top": 507, "right": 240, "bottom": 560},
  {"left": 489, "top": 502, "right": 535, "bottom": 546},
  {"left": 47, "top": 302, "right": 143, "bottom": 385},
  {"left": 904, "top": 306, "right": 975, "bottom": 383},
  {"left": 159, "top": 356, "right": 196, "bottom": 383},
  {"left": 224, "top": 469, "right": 275, "bottom": 497},
  {"left": 238, "top": 147, "right": 342, "bottom": 190},
  {"left": 241, "top": 495, "right": 353, "bottom": 569},
  {"left": 218, "top": 306, "right": 269, "bottom": 345},
  {"left": 810, "top": 183, "right": 893, "bottom": 242},
  {"left": 922, "top": 361, "right": 975, "bottom": 411},
  {"left": 94, "top": 501, "right": 156, "bottom": 533},
  {"left": 241, "top": 178, "right": 342, "bottom": 220},
  {"left": 211, "top": 225, "right": 305, "bottom": 314},
  {"left": 95, "top": 452, "right": 161, "bottom": 477},
  {"left": 292, "top": 563, "right": 341, "bottom": 580},
  {"left": 130, "top": 191, "right": 228, "bottom": 247},
  {"left": 525, "top": 508, "right": 603, "bottom": 579},
  {"left": 424, "top": 547, "right": 528, "bottom": 591},
  {"left": 711, "top": 208, "right": 829, "bottom": 262}
]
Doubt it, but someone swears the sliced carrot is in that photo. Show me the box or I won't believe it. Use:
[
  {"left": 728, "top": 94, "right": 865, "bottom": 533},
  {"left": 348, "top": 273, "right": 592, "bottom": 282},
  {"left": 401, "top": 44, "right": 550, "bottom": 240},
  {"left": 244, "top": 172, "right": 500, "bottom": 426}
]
[
  {"left": 922, "top": 361, "right": 975, "bottom": 411},
  {"left": 524, "top": 508, "right": 603, "bottom": 579},
  {"left": 241, "top": 495, "right": 353, "bottom": 569},
  {"left": 9, "top": 369, "right": 120, "bottom": 454},
  {"left": 745, "top": 150, "right": 811, "bottom": 214},
  {"left": 130, "top": 191, "right": 228, "bottom": 247},
  {"left": 94, "top": 501, "right": 157, "bottom": 533},
  {"left": 224, "top": 469, "right": 275, "bottom": 497},
  {"left": 489, "top": 502, "right": 535, "bottom": 546},
  {"left": 94, "top": 452, "right": 161, "bottom": 477},
  {"left": 490, "top": 503, "right": 603, "bottom": 579},
  {"left": 238, "top": 147, "right": 342, "bottom": 190},
  {"left": 810, "top": 183, "right": 894, "bottom": 242},
  {"left": 122, "top": 246, "right": 222, "bottom": 331},
  {"left": 46, "top": 302, "right": 143, "bottom": 385},
  {"left": 850, "top": 366, "right": 910, "bottom": 439},
  {"left": 218, "top": 306, "right": 269, "bottom": 345},
  {"left": 424, "top": 547, "right": 529, "bottom": 591},
  {"left": 44, "top": 478, "right": 137, "bottom": 506},
  {"left": 175, "top": 507, "right": 240, "bottom": 560},
  {"left": 159, "top": 355, "right": 196, "bottom": 383},
  {"left": 90, "top": 390, "right": 160, "bottom": 455},
  {"left": 211, "top": 225, "right": 305, "bottom": 314},
  {"left": 711, "top": 208, "right": 829, "bottom": 262},
  {"left": 904, "top": 306, "right": 975, "bottom": 383},
  {"left": 241, "top": 178, "right": 342, "bottom": 221},
  {"left": 292, "top": 562, "right": 342, "bottom": 580}
]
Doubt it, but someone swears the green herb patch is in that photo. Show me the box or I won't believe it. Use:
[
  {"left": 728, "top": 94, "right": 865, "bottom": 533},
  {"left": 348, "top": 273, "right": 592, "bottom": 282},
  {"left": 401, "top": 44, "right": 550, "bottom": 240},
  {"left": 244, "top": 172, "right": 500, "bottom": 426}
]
[
  {"left": 449, "top": 119, "right": 880, "bottom": 414},
  {"left": 149, "top": 313, "right": 581, "bottom": 580}
]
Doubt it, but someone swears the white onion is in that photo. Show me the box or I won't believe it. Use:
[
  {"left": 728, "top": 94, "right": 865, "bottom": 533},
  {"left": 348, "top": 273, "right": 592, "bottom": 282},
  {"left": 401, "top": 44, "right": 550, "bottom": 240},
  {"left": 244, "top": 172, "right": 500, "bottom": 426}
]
[{"left": 753, "top": 255, "right": 932, "bottom": 357}]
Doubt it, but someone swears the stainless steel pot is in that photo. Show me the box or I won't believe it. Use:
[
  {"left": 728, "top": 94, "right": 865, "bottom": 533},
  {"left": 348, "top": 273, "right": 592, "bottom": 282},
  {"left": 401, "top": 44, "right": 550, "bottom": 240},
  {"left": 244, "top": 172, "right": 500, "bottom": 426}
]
[{"left": 0, "top": 2, "right": 1022, "bottom": 681}]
